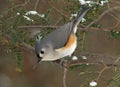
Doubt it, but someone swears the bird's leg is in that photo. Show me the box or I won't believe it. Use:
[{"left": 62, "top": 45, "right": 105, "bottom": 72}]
[
  {"left": 51, "top": 58, "right": 68, "bottom": 68},
  {"left": 59, "top": 58, "right": 68, "bottom": 68}
]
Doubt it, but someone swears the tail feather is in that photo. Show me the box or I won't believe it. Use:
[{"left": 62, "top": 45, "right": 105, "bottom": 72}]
[{"left": 73, "top": 3, "right": 90, "bottom": 27}]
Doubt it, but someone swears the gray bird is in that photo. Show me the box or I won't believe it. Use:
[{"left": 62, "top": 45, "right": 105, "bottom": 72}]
[{"left": 35, "top": 3, "right": 90, "bottom": 63}]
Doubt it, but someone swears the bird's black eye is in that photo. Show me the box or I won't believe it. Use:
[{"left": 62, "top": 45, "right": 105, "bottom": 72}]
[{"left": 41, "top": 50, "right": 44, "bottom": 54}]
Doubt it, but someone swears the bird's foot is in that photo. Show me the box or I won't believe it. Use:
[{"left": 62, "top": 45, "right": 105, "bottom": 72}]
[{"left": 51, "top": 58, "right": 68, "bottom": 68}]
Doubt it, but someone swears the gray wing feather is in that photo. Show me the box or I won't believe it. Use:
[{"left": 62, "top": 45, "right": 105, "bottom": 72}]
[{"left": 39, "top": 22, "right": 73, "bottom": 49}]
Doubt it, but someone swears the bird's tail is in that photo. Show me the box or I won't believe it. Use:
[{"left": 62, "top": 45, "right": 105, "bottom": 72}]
[{"left": 72, "top": 3, "right": 90, "bottom": 27}]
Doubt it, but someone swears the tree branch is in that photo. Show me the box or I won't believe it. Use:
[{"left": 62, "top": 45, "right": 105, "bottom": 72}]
[
  {"left": 34, "top": 0, "right": 39, "bottom": 10},
  {"left": 48, "top": 1, "right": 69, "bottom": 19},
  {"left": 18, "top": 25, "right": 57, "bottom": 29},
  {"left": 85, "top": 6, "right": 120, "bottom": 29},
  {"left": 18, "top": 25, "right": 114, "bottom": 32},
  {"left": 63, "top": 67, "right": 68, "bottom": 87}
]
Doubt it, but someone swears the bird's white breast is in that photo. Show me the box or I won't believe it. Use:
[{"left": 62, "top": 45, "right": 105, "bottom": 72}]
[{"left": 55, "top": 35, "right": 77, "bottom": 59}]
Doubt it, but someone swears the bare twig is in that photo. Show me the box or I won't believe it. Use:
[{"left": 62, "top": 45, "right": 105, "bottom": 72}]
[
  {"left": 34, "top": 0, "right": 39, "bottom": 10},
  {"left": 108, "top": 13, "right": 120, "bottom": 29},
  {"left": 48, "top": 1, "right": 69, "bottom": 19},
  {"left": 111, "top": 1, "right": 120, "bottom": 5},
  {"left": 112, "top": 21, "right": 120, "bottom": 29},
  {"left": 54, "top": 17, "right": 63, "bottom": 26},
  {"left": 20, "top": 0, "right": 30, "bottom": 7},
  {"left": 106, "top": 0, "right": 110, "bottom": 8},
  {"left": 113, "top": 73, "right": 120, "bottom": 81},
  {"left": 108, "top": 12, "right": 120, "bottom": 22},
  {"left": 113, "top": 57, "right": 120, "bottom": 65},
  {"left": 96, "top": 66, "right": 110, "bottom": 81},
  {"left": 63, "top": 67, "right": 68, "bottom": 87},
  {"left": 18, "top": 25, "right": 114, "bottom": 32},
  {"left": 20, "top": 42, "right": 34, "bottom": 51},
  {"left": 80, "top": 83, "right": 86, "bottom": 87},
  {"left": 68, "top": 60, "right": 98, "bottom": 67},
  {"left": 81, "top": 31, "right": 86, "bottom": 51},
  {"left": 0, "top": 0, "right": 30, "bottom": 19},
  {"left": 85, "top": 6, "right": 120, "bottom": 29},
  {"left": 18, "top": 25, "right": 58, "bottom": 29}
]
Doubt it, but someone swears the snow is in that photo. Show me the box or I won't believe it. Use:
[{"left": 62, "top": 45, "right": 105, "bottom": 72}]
[
  {"left": 18, "top": 1, "right": 109, "bottom": 22},
  {"left": 81, "top": 18, "right": 86, "bottom": 23},
  {"left": 16, "top": 12, "right": 20, "bottom": 15},
  {"left": 79, "top": 0, "right": 109, "bottom": 6},
  {"left": 25, "top": 11, "right": 38, "bottom": 15},
  {"left": 89, "top": 80, "right": 97, "bottom": 87},
  {"left": 23, "top": 15, "right": 34, "bottom": 22},
  {"left": 17, "top": 10, "right": 45, "bottom": 22},
  {"left": 79, "top": 0, "right": 86, "bottom": 5},
  {"left": 38, "top": 14, "right": 45, "bottom": 18},
  {"left": 71, "top": 13, "right": 77, "bottom": 17},
  {"left": 116, "top": 31, "right": 120, "bottom": 34},
  {"left": 72, "top": 56, "right": 78, "bottom": 60},
  {"left": 25, "top": 10, "right": 45, "bottom": 18},
  {"left": 79, "top": 0, "right": 92, "bottom": 5},
  {"left": 71, "top": 14, "right": 86, "bottom": 23},
  {"left": 81, "top": 56, "right": 87, "bottom": 59},
  {"left": 100, "top": 0, "right": 109, "bottom": 6},
  {"left": 86, "top": 63, "right": 89, "bottom": 66}
]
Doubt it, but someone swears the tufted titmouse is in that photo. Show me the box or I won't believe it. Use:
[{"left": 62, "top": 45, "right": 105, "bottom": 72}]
[{"left": 35, "top": 4, "right": 90, "bottom": 63}]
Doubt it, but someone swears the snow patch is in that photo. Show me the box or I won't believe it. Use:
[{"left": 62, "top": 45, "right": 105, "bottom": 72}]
[
  {"left": 81, "top": 56, "right": 87, "bottom": 59},
  {"left": 89, "top": 80, "right": 97, "bottom": 87},
  {"left": 72, "top": 56, "right": 78, "bottom": 60},
  {"left": 79, "top": 0, "right": 109, "bottom": 6}
]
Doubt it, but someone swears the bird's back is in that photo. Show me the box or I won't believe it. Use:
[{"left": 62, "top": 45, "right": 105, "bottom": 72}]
[{"left": 39, "top": 22, "right": 74, "bottom": 49}]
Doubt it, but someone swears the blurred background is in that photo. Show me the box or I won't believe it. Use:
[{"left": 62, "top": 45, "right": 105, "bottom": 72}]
[{"left": 0, "top": 0, "right": 120, "bottom": 87}]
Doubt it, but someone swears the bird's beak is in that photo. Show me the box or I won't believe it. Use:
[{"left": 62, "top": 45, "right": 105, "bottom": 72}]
[
  {"left": 37, "top": 57, "right": 42, "bottom": 63},
  {"left": 37, "top": 54, "right": 42, "bottom": 63},
  {"left": 32, "top": 54, "right": 42, "bottom": 70}
]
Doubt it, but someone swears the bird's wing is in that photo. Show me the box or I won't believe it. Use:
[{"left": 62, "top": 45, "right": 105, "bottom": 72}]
[{"left": 40, "top": 22, "right": 74, "bottom": 49}]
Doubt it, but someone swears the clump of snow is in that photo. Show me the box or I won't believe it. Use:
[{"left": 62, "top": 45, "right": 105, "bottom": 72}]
[
  {"left": 16, "top": 12, "right": 20, "bottom": 15},
  {"left": 100, "top": 0, "right": 109, "bottom": 6},
  {"left": 79, "top": 0, "right": 86, "bottom": 5},
  {"left": 71, "top": 14, "right": 86, "bottom": 23},
  {"left": 38, "top": 14, "right": 45, "bottom": 18},
  {"left": 23, "top": 15, "right": 34, "bottom": 22},
  {"left": 25, "top": 11, "right": 45, "bottom": 18},
  {"left": 71, "top": 13, "right": 77, "bottom": 17},
  {"left": 116, "top": 31, "right": 120, "bottom": 34},
  {"left": 86, "top": 63, "right": 89, "bottom": 66},
  {"left": 72, "top": 56, "right": 78, "bottom": 60},
  {"left": 79, "top": 0, "right": 92, "bottom": 6},
  {"left": 81, "top": 18, "right": 86, "bottom": 23},
  {"left": 25, "top": 11, "right": 38, "bottom": 15},
  {"left": 79, "top": 0, "right": 109, "bottom": 6},
  {"left": 89, "top": 80, "right": 97, "bottom": 87},
  {"left": 17, "top": 10, "right": 45, "bottom": 22},
  {"left": 75, "top": 0, "right": 109, "bottom": 23},
  {"left": 81, "top": 56, "right": 87, "bottom": 59}
]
